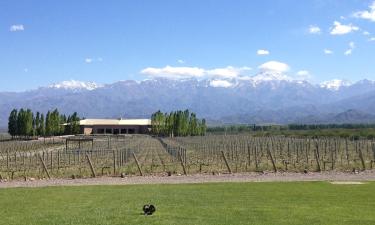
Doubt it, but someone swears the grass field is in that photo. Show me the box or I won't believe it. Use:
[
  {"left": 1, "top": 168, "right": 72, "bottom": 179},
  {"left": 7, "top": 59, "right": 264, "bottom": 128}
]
[{"left": 1, "top": 182, "right": 375, "bottom": 225}]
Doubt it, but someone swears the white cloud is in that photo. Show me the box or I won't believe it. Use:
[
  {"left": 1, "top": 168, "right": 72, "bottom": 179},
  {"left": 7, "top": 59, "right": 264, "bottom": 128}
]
[
  {"left": 141, "top": 65, "right": 252, "bottom": 80},
  {"left": 209, "top": 80, "right": 234, "bottom": 88},
  {"left": 308, "top": 25, "right": 321, "bottom": 34},
  {"left": 257, "top": 49, "right": 270, "bottom": 55},
  {"left": 177, "top": 59, "right": 185, "bottom": 64},
  {"left": 344, "top": 42, "right": 355, "bottom": 56},
  {"left": 344, "top": 49, "right": 352, "bottom": 55},
  {"left": 85, "top": 57, "right": 103, "bottom": 63},
  {"left": 24, "top": 68, "right": 28, "bottom": 73},
  {"left": 369, "top": 37, "right": 375, "bottom": 41},
  {"left": 363, "top": 31, "right": 370, "bottom": 36},
  {"left": 296, "top": 70, "right": 312, "bottom": 80},
  {"left": 10, "top": 24, "right": 24, "bottom": 32},
  {"left": 353, "top": 1, "right": 375, "bottom": 22},
  {"left": 141, "top": 65, "right": 206, "bottom": 79},
  {"left": 258, "top": 61, "right": 290, "bottom": 73},
  {"left": 207, "top": 66, "right": 251, "bottom": 79},
  {"left": 296, "top": 70, "right": 309, "bottom": 76},
  {"left": 324, "top": 49, "right": 333, "bottom": 54},
  {"left": 330, "top": 21, "right": 359, "bottom": 35}
]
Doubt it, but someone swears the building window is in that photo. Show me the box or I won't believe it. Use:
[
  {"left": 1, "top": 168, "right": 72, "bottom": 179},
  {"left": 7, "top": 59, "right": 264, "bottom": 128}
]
[
  {"left": 121, "top": 129, "right": 127, "bottom": 134},
  {"left": 113, "top": 129, "right": 119, "bottom": 135},
  {"left": 97, "top": 129, "right": 105, "bottom": 134},
  {"left": 105, "top": 128, "right": 112, "bottom": 134},
  {"left": 128, "top": 129, "right": 135, "bottom": 134}
]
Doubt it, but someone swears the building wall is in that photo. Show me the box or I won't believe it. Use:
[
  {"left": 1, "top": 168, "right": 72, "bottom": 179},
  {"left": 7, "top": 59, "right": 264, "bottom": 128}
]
[
  {"left": 83, "top": 127, "right": 93, "bottom": 135},
  {"left": 81, "top": 125, "right": 150, "bottom": 135}
]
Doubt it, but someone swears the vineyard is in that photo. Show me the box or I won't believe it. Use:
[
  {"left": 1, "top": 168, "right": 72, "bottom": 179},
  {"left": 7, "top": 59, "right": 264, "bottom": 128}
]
[{"left": 1, "top": 134, "right": 375, "bottom": 180}]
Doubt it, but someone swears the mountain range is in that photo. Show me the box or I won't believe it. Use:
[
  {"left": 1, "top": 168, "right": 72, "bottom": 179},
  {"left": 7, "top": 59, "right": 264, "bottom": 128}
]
[{"left": 2, "top": 72, "right": 375, "bottom": 127}]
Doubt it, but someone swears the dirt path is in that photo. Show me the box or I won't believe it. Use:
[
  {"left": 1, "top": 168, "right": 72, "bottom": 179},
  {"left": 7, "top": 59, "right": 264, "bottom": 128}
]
[{"left": 1, "top": 171, "right": 375, "bottom": 188}]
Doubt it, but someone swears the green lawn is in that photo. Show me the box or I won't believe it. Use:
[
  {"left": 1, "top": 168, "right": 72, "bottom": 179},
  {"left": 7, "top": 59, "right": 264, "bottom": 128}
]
[{"left": 1, "top": 182, "right": 375, "bottom": 225}]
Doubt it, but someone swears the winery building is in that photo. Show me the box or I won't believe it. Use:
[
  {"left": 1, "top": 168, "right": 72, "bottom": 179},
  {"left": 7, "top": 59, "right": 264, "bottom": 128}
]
[{"left": 79, "top": 118, "right": 151, "bottom": 135}]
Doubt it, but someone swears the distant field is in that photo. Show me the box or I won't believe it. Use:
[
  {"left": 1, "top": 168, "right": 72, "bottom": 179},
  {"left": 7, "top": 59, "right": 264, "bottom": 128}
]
[
  {"left": 208, "top": 126, "right": 375, "bottom": 139},
  {"left": 0, "top": 132, "right": 10, "bottom": 141},
  {"left": 1, "top": 182, "right": 375, "bottom": 225},
  {"left": 252, "top": 128, "right": 375, "bottom": 139}
]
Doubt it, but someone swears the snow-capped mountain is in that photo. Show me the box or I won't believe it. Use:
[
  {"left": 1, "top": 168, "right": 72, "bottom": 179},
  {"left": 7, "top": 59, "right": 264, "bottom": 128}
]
[
  {"left": 48, "top": 80, "right": 101, "bottom": 91},
  {"left": 2, "top": 72, "right": 375, "bottom": 126},
  {"left": 320, "top": 79, "right": 353, "bottom": 91},
  {"left": 251, "top": 71, "right": 292, "bottom": 84},
  {"left": 209, "top": 79, "right": 234, "bottom": 88}
]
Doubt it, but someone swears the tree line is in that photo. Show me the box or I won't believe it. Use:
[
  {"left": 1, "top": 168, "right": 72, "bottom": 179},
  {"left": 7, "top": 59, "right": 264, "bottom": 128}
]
[
  {"left": 8, "top": 108, "right": 81, "bottom": 138},
  {"left": 208, "top": 123, "right": 375, "bottom": 134},
  {"left": 207, "top": 124, "right": 280, "bottom": 133},
  {"left": 287, "top": 123, "right": 375, "bottom": 130},
  {"left": 151, "top": 110, "right": 206, "bottom": 137}
]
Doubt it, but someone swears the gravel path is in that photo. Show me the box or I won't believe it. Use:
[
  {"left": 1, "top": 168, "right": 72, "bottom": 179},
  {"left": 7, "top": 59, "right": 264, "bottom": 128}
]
[{"left": 1, "top": 171, "right": 375, "bottom": 188}]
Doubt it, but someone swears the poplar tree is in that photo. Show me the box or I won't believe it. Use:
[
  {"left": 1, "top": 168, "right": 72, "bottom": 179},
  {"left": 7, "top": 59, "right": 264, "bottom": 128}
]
[
  {"left": 151, "top": 109, "right": 206, "bottom": 137},
  {"left": 39, "top": 114, "right": 45, "bottom": 137},
  {"left": 70, "top": 112, "right": 81, "bottom": 134},
  {"left": 25, "top": 109, "right": 33, "bottom": 137},
  {"left": 17, "top": 109, "right": 26, "bottom": 137},
  {"left": 8, "top": 109, "right": 18, "bottom": 138},
  {"left": 8, "top": 108, "right": 81, "bottom": 137},
  {"left": 35, "top": 112, "right": 40, "bottom": 136},
  {"left": 45, "top": 111, "right": 51, "bottom": 136}
]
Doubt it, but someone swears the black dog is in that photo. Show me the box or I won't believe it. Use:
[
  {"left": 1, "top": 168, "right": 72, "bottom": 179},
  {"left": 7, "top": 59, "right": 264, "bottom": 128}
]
[{"left": 143, "top": 204, "right": 156, "bottom": 215}]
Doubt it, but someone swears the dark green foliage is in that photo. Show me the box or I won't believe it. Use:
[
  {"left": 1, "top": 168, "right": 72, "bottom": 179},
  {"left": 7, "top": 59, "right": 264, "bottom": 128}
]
[
  {"left": 288, "top": 123, "right": 375, "bottom": 130},
  {"left": 208, "top": 123, "right": 375, "bottom": 139},
  {"left": 65, "top": 112, "right": 81, "bottom": 135},
  {"left": 151, "top": 110, "right": 206, "bottom": 137},
  {"left": 16, "top": 108, "right": 33, "bottom": 137},
  {"left": 45, "top": 111, "right": 51, "bottom": 136},
  {"left": 38, "top": 114, "right": 45, "bottom": 136},
  {"left": 7, "top": 109, "right": 18, "bottom": 138},
  {"left": 45, "top": 109, "right": 69, "bottom": 136},
  {"left": 7, "top": 108, "right": 80, "bottom": 138},
  {"left": 207, "top": 124, "right": 278, "bottom": 133}
]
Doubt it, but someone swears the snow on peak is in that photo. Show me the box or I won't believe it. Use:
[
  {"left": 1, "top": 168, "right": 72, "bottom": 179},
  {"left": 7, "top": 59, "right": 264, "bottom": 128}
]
[
  {"left": 251, "top": 71, "right": 293, "bottom": 83},
  {"left": 320, "top": 79, "right": 352, "bottom": 91},
  {"left": 49, "top": 80, "right": 101, "bottom": 91},
  {"left": 209, "top": 79, "right": 234, "bottom": 88},
  {"left": 205, "top": 71, "right": 294, "bottom": 89}
]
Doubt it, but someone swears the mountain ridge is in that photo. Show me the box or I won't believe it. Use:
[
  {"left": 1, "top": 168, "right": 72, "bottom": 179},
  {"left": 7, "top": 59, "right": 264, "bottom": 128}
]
[{"left": 2, "top": 74, "right": 375, "bottom": 127}]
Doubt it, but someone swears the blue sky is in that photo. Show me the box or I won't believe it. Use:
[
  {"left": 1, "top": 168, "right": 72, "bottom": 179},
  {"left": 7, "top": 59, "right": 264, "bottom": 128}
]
[{"left": 1, "top": 0, "right": 375, "bottom": 91}]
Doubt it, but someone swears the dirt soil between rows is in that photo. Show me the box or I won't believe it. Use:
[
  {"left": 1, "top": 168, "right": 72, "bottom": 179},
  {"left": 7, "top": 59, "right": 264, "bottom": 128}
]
[{"left": 1, "top": 171, "right": 375, "bottom": 188}]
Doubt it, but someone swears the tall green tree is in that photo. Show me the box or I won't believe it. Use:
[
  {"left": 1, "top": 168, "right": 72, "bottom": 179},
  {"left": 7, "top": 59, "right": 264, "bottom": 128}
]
[
  {"left": 38, "top": 113, "right": 45, "bottom": 136},
  {"left": 45, "top": 111, "right": 52, "bottom": 136},
  {"left": 200, "top": 119, "right": 207, "bottom": 136},
  {"left": 25, "top": 109, "right": 33, "bottom": 136},
  {"left": 50, "top": 109, "right": 60, "bottom": 136},
  {"left": 151, "top": 109, "right": 206, "bottom": 137},
  {"left": 8, "top": 108, "right": 81, "bottom": 137},
  {"left": 69, "top": 112, "right": 81, "bottom": 134},
  {"left": 8, "top": 109, "right": 18, "bottom": 138},
  {"left": 35, "top": 112, "right": 40, "bottom": 136},
  {"left": 17, "top": 108, "right": 26, "bottom": 136},
  {"left": 189, "top": 113, "right": 198, "bottom": 136},
  {"left": 59, "top": 114, "right": 67, "bottom": 135}
]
